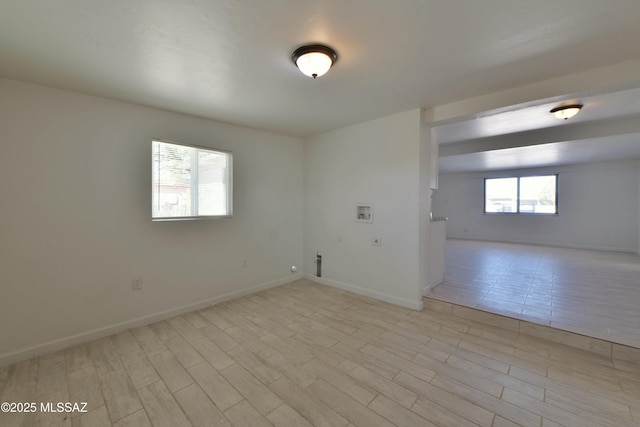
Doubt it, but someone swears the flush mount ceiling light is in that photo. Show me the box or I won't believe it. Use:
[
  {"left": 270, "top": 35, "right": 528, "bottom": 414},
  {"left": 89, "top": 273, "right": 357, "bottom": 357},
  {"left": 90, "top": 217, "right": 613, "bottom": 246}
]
[
  {"left": 550, "top": 103, "right": 583, "bottom": 120},
  {"left": 291, "top": 44, "right": 338, "bottom": 79}
]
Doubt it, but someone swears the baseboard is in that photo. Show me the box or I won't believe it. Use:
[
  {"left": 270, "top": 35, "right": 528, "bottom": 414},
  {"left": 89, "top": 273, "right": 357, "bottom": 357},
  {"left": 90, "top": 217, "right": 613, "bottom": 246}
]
[
  {"left": 0, "top": 273, "right": 303, "bottom": 368},
  {"left": 304, "top": 274, "right": 423, "bottom": 311}
]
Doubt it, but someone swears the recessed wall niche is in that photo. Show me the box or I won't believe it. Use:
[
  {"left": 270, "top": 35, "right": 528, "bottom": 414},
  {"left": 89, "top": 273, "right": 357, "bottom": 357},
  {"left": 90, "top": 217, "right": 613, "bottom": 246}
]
[{"left": 355, "top": 204, "right": 373, "bottom": 223}]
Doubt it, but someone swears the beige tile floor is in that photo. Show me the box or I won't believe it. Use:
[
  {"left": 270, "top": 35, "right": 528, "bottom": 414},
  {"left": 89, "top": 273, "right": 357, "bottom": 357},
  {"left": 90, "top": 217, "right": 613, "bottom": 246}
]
[
  {"left": 428, "top": 239, "right": 640, "bottom": 349},
  {"left": 2, "top": 279, "right": 640, "bottom": 426}
]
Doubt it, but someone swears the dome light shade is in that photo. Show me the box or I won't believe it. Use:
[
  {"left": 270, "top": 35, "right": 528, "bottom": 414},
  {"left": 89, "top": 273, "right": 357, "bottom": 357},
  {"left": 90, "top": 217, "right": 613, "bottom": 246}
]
[
  {"left": 550, "top": 104, "right": 583, "bottom": 120},
  {"left": 292, "top": 44, "right": 338, "bottom": 79}
]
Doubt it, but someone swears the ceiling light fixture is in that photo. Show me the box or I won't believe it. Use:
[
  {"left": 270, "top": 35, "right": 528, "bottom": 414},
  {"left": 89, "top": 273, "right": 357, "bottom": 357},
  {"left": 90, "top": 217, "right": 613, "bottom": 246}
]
[
  {"left": 550, "top": 103, "right": 583, "bottom": 120},
  {"left": 291, "top": 44, "right": 338, "bottom": 79}
]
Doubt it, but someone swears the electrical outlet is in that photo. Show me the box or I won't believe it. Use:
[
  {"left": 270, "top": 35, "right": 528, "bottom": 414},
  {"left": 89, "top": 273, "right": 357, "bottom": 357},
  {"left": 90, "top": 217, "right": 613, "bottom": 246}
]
[
  {"left": 131, "top": 277, "right": 143, "bottom": 290},
  {"left": 372, "top": 236, "right": 382, "bottom": 247}
]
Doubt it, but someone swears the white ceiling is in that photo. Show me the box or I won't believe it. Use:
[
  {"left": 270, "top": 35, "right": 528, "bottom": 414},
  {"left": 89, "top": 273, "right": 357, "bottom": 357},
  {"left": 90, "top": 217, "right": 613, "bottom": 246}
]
[
  {"left": 436, "top": 88, "right": 640, "bottom": 145},
  {"left": 2, "top": 0, "right": 640, "bottom": 171},
  {"left": 435, "top": 87, "right": 640, "bottom": 172}
]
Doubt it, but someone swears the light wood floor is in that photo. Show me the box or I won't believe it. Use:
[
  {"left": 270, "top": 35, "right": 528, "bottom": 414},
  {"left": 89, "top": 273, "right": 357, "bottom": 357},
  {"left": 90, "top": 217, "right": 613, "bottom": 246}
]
[
  {"left": 428, "top": 239, "right": 640, "bottom": 349},
  {"left": 1, "top": 279, "right": 640, "bottom": 426}
]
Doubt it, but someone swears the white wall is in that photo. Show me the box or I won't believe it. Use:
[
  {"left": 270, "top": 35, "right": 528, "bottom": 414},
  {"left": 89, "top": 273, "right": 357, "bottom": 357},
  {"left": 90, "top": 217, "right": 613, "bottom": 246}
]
[
  {"left": 433, "top": 160, "right": 639, "bottom": 252},
  {"left": 303, "top": 109, "right": 426, "bottom": 309},
  {"left": 0, "top": 78, "right": 304, "bottom": 364}
]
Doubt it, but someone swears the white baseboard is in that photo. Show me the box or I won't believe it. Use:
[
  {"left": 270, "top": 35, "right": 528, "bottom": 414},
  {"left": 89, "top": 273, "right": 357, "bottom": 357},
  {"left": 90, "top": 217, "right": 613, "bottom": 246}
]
[
  {"left": 0, "top": 274, "right": 303, "bottom": 368},
  {"left": 422, "top": 281, "right": 443, "bottom": 296},
  {"left": 304, "top": 274, "right": 423, "bottom": 311}
]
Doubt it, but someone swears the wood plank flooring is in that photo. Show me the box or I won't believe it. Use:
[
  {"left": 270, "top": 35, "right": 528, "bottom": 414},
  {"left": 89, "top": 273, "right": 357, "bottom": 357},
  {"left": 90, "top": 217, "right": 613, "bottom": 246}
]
[
  {"left": 1, "top": 279, "right": 640, "bottom": 426},
  {"left": 428, "top": 239, "right": 640, "bottom": 348}
]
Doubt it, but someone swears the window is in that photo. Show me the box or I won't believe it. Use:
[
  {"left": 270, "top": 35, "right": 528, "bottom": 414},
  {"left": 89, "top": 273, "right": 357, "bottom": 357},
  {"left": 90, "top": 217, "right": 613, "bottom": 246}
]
[
  {"left": 484, "top": 175, "right": 557, "bottom": 214},
  {"left": 152, "top": 140, "right": 232, "bottom": 220}
]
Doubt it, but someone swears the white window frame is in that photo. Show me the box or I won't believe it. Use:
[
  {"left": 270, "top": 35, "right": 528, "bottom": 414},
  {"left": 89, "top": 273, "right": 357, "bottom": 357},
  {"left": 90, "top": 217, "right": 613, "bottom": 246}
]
[
  {"left": 484, "top": 174, "right": 558, "bottom": 215},
  {"left": 152, "top": 139, "right": 233, "bottom": 221}
]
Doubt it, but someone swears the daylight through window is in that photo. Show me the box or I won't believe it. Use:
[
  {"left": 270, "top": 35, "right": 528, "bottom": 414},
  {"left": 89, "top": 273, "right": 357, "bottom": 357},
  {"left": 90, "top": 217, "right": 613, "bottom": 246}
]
[
  {"left": 484, "top": 175, "right": 557, "bottom": 214},
  {"left": 152, "top": 140, "right": 232, "bottom": 220}
]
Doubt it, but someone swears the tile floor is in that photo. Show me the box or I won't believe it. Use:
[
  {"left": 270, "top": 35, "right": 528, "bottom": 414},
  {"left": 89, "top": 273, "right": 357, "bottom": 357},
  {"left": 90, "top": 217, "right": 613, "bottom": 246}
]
[
  {"left": 1, "top": 279, "right": 640, "bottom": 426},
  {"left": 427, "top": 239, "right": 640, "bottom": 349}
]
